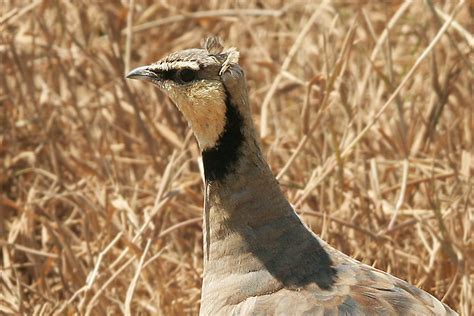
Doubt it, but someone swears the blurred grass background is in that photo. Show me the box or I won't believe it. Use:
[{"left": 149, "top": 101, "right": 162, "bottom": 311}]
[{"left": 1, "top": 1, "right": 472, "bottom": 315}]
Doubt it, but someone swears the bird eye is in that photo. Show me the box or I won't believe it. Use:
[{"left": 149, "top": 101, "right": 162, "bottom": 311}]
[{"left": 177, "top": 69, "right": 196, "bottom": 83}]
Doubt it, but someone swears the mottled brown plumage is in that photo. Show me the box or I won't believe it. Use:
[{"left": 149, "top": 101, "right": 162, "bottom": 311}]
[{"left": 127, "top": 37, "right": 457, "bottom": 316}]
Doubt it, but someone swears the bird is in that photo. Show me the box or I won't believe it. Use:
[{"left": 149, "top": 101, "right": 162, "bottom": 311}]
[{"left": 126, "top": 37, "right": 457, "bottom": 316}]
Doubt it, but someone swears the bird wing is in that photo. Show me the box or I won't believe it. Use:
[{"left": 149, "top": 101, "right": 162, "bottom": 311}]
[{"left": 226, "top": 237, "right": 457, "bottom": 316}]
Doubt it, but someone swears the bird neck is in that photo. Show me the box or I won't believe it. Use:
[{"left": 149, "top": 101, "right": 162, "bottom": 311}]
[
  {"left": 199, "top": 87, "right": 337, "bottom": 299},
  {"left": 201, "top": 90, "right": 288, "bottom": 257}
]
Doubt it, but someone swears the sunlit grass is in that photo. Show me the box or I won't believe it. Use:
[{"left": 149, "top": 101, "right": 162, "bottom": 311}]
[{"left": 0, "top": 1, "right": 472, "bottom": 315}]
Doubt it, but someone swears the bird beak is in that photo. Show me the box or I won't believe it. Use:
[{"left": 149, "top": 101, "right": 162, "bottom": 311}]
[{"left": 126, "top": 65, "right": 157, "bottom": 81}]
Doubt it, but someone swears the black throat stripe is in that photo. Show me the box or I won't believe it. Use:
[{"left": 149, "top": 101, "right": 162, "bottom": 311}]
[{"left": 202, "top": 90, "right": 245, "bottom": 182}]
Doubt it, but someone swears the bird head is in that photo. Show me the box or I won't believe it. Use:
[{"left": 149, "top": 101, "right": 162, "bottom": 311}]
[{"left": 126, "top": 37, "right": 243, "bottom": 151}]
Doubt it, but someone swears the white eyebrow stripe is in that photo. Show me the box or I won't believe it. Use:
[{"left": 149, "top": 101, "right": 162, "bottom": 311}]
[{"left": 151, "top": 61, "right": 200, "bottom": 71}]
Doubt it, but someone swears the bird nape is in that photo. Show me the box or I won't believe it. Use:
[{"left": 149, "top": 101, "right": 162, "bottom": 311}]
[{"left": 126, "top": 37, "right": 457, "bottom": 316}]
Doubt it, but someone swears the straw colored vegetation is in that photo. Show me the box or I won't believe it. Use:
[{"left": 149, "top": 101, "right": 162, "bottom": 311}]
[{"left": 0, "top": 1, "right": 472, "bottom": 315}]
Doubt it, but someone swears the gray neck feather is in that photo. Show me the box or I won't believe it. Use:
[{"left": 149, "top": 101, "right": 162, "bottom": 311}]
[{"left": 200, "top": 66, "right": 336, "bottom": 308}]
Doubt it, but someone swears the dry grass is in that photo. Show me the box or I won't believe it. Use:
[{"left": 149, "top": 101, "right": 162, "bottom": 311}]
[{"left": 1, "top": 1, "right": 472, "bottom": 315}]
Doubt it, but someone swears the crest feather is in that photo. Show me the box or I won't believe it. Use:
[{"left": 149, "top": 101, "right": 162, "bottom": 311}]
[
  {"left": 203, "top": 36, "right": 224, "bottom": 54},
  {"left": 202, "top": 36, "right": 240, "bottom": 75},
  {"left": 219, "top": 47, "right": 240, "bottom": 75}
]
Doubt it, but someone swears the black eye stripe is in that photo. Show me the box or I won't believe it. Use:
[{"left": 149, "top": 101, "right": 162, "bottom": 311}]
[
  {"left": 149, "top": 68, "right": 198, "bottom": 84},
  {"left": 163, "top": 70, "right": 177, "bottom": 81}
]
